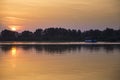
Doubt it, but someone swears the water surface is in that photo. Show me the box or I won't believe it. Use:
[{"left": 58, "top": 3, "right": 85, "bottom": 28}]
[{"left": 0, "top": 43, "right": 120, "bottom": 80}]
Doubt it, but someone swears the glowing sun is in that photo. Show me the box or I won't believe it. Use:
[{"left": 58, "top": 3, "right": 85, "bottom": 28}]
[
  {"left": 9, "top": 25, "right": 18, "bottom": 31},
  {"left": 11, "top": 27, "right": 16, "bottom": 31}
]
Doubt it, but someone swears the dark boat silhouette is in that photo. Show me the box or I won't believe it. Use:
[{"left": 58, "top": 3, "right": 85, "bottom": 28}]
[{"left": 85, "top": 40, "right": 97, "bottom": 43}]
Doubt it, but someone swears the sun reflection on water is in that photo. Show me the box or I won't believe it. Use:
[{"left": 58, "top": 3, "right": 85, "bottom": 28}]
[
  {"left": 11, "top": 47, "right": 17, "bottom": 57},
  {"left": 10, "top": 47, "right": 17, "bottom": 69}
]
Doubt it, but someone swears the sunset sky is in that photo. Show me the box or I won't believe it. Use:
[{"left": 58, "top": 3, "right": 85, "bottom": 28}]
[{"left": 0, "top": 0, "right": 120, "bottom": 31}]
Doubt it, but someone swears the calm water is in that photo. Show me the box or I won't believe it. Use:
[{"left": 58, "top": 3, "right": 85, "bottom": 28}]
[{"left": 0, "top": 43, "right": 120, "bottom": 80}]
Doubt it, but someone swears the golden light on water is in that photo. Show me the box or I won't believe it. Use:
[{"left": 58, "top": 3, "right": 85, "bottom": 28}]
[
  {"left": 0, "top": 45, "right": 120, "bottom": 80},
  {"left": 11, "top": 47, "right": 17, "bottom": 57}
]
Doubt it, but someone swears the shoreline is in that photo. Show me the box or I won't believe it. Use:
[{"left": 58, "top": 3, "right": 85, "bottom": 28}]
[{"left": 0, "top": 42, "right": 120, "bottom": 46}]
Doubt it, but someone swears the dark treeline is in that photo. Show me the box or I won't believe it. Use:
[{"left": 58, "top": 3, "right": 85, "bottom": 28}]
[{"left": 0, "top": 27, "right": 120, "bottom": 42}]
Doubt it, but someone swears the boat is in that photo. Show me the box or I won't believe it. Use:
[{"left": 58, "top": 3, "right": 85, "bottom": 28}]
[{"left": 85, "top": 39, "right": 97, "bottom": 43}]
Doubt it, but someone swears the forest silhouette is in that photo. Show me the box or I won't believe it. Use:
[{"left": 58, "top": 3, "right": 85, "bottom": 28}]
[{"left": 0, "top": 28, "right": 120, "bottom": 42}]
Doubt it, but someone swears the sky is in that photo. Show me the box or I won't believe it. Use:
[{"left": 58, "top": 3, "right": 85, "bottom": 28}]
[{"left": 0, "top": 0, "right": 120, "bottom": 31}]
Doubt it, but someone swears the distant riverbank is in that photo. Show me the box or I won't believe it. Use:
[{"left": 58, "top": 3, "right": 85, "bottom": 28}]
[
  {"left": 0, "top": 28, "right": 120, "bottom": 42},
  {"left": 0, "top": 42, "right": 120, "bottom": 46}
]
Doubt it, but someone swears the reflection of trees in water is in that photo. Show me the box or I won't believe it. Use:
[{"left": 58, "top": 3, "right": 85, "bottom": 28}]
[
  {"left": 22, "top": 45, "right": 82, "bottom": 54},
  {"left": 39, "top": 45, "right": 81, "bottom": 54},
  {"left": 82, "top": 45, "right": 101, "bottom": 52},
  {"left": 20, "top": 46, "right": 33, "bottom": 51},
  {"left": 0, "top": 45, "right": 120, "bottom": 54},
  {"left": 103, "top": 45, "right": 120, "bottom": 54},
  {"left": 82, "top": 45, "right": 120, "bottom": 54},
  {"left": 0, "top": 46, "right": 12, "bottom": 53}
]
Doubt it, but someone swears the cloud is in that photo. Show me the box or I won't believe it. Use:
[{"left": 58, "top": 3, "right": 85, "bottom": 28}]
[{"left": 3, "top": 17, "right": 26, "bottom": 21}]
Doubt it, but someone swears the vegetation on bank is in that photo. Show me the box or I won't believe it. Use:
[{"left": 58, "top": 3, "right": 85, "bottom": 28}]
[{"left": 0, "top": 28, "right": 120, "bottom": 42}]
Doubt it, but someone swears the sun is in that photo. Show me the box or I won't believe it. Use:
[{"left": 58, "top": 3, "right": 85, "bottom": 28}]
[
  {"left": 9, "top": 25, "right": 17, "bottom": 31},
  {"left": 11, "top": 27, "right": 16, "bottom": 31},
  {"left": 9, "top": 25, "right": 21, "bottom": 31}
]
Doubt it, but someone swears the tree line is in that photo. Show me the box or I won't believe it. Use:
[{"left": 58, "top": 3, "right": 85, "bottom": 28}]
[{"left": 0, "top": 28, "right": 120, "bottom": 42}]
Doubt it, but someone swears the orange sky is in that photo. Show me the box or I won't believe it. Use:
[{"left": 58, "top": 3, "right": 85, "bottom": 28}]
[{"left": 0, "top": 0, "right": 120, "bottom": 31}]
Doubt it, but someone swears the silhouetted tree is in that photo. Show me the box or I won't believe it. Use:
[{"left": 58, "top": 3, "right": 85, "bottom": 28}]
[
  {"left": 34, "top": 29, "right": 43, "bottom": 41},
  {"left": 102, "top": 28, "right": 116, "bottom": 41},
  {"left": 1, "top": 30, "right": 18, "bottom": 41},
  {"left": 42, "top": 28, "right": 69, "bottom": 41},
  {"left": 19, "top": 31, "right": 34, "bottom": 41},
  {"left": 82, "top": 29, "right": 102, "bottom": 41},
  {"left": 0, "top": 27, "right": 120, "bottom": 42}
]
